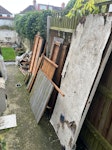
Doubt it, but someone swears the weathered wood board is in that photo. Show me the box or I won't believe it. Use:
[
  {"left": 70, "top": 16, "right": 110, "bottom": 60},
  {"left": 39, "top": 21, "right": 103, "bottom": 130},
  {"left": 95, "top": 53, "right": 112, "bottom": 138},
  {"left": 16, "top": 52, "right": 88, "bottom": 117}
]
[
  {"left": 30, "top": 70, "right": 53, "bottom": 124},
  {"left": 27, "top": 37, "right": 43, "bottom": 92},
  {"left": 29, "top": 35, "right": 40, "bottom": 73},
  {"left": 0, "top": 114, "right": 17, "bottom": 130},
  {"left": 50, "top": 15, "right": 112, "bottom": 150}
]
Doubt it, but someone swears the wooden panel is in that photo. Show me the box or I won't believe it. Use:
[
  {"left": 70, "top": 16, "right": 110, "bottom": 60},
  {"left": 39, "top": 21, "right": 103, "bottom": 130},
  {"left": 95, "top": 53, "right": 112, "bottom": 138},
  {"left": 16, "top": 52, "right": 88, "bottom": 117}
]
[
  {"left": 50, "top": 42, "right": 61, "bottom": 63},
  {"left": 27, "top": 56, "right": 43, "bottom": 92},
  {"left": 27, "top": 37, "right": 43, "bottom": 91},
  {"left": 49, "top": 37, "right": 64, "bottom": 58},
  {"left": 48, "top": 45, "right": 69, "bottom": 112},
  {"left": 29, "top": 35, "right": 40, "bottom": 73},
  {"left": 30, "top": 70, "right": 54, "bottom": 124},
  {"left": 80, "top": 120, "right": 112, "bottom": 150},
  {"left": 41, "top": 56, "right": 58, "bottom": 79},
  {"left": 32, "top": 37, "right": 43, "bottom": 75},
  {"left": 85, "top": 51, "right": 112, "bottom": 145}
]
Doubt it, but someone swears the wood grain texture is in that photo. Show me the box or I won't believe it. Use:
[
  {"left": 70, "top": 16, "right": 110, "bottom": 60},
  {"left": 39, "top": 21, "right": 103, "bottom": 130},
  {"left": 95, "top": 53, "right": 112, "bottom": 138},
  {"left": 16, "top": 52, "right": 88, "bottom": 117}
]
[
  {"left": 30, "top": 70, "right": 53, "bottom": 124},
  {"left": 29, "top": 35, "right": 40, "bottom": 73}
]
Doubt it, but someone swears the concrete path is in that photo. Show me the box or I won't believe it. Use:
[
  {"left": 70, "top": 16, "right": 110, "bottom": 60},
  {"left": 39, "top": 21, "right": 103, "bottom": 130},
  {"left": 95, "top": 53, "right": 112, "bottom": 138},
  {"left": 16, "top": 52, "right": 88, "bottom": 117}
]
[{"left": 0, "top": 65, "right": 61, "bottom": 150}]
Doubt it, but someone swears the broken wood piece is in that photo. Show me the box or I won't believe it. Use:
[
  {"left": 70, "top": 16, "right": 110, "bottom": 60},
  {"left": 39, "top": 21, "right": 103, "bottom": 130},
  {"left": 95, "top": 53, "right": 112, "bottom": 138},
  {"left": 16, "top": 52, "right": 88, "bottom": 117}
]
[
  {"left": 29, "top": 35, "right": 40, "bottom": 73},
  {"left": 41, "top": 69, "right": 65, "bottom": 97},
  {"left": 0, "top": 114, "right": 17, "bottom": 130}
]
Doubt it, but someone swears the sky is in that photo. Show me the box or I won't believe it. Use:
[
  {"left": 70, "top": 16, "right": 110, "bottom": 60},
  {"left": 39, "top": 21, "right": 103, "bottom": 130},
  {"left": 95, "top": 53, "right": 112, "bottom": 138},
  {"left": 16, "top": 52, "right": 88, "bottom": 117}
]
[{"left": 0, "top": 0, "right": 69, "bottom": 14}]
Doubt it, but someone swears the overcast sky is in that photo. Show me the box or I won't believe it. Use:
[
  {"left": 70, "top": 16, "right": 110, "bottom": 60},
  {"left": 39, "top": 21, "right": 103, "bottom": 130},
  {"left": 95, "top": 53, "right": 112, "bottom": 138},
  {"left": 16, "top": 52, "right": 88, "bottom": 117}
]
[{"left": 0, "top": 0, "right": 69, "bottom": 14}]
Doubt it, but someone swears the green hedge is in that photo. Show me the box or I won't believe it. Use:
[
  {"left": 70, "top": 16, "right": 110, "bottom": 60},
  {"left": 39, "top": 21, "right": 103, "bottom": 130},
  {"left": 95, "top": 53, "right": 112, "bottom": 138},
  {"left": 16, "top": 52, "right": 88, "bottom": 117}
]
[{"left": 14, "top": 10, "right": 52, "bottom": 41}]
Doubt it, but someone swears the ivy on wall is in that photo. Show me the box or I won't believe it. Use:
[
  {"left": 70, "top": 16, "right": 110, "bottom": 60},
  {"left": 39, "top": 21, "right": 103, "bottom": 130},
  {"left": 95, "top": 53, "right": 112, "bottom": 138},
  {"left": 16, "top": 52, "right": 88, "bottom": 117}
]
[{"left": 14, "top": 10, "right": 52, "bottom": 41}]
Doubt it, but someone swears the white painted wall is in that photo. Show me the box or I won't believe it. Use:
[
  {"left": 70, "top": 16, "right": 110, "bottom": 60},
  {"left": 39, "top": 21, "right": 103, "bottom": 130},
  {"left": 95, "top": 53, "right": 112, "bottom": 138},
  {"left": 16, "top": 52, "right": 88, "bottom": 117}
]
[
  {"left": 0, "top": 19, "right": 13, "bottom": 27},
  {"left": 0, "top": 29, "right": 18, "bottom": 43}
]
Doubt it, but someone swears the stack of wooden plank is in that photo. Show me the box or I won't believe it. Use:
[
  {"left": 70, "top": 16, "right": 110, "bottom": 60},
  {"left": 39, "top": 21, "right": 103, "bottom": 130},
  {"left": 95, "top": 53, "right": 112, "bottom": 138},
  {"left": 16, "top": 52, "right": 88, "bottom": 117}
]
[{"left": 26, "top": 34, "right": 69, "bottom": 124}]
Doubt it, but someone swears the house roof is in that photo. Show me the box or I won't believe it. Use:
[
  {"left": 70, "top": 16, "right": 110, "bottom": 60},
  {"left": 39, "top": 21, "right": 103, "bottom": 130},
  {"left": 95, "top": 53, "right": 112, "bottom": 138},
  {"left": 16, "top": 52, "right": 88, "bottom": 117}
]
[
  {"left": 37, "top": 4, "right": 62, "bottom": 11},
  {"left": 52, "top": 6, "right": 62, "bottom": 11},
  {"left": 0, "top": 5, "right": 12, "bottom": 15},
  {"left": 20, "top": 5, "right": 35, "bottom": 14}
]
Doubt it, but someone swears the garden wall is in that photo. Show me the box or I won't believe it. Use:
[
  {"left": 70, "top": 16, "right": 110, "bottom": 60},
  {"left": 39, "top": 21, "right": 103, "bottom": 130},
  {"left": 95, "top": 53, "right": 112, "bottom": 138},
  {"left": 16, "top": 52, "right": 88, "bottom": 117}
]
[
  {"left": 0, "top": 29, "right": 18, "bottom": 44},
  {"left": 0, "top": 18, "right": 13, "bottom": 27}
]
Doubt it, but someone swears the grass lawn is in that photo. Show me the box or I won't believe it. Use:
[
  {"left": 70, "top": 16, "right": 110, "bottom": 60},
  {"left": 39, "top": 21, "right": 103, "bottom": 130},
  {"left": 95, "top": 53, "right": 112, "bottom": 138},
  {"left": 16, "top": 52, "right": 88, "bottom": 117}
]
[{"left": 1, "top": 47, "right": 16, "bottom": 61}]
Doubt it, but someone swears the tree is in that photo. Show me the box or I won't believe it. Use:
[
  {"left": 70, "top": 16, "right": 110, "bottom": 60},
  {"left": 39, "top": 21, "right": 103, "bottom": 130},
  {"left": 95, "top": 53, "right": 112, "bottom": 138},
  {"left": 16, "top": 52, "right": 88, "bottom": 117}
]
[
  {"left": 62, "top": 0, "right": 77, "bottom": 15},
  {"left": 67, "top": 0, "right": 106, "bottom": 18},
  {"left": 14, "top": 10, "right": 52, "bottom": 41}
]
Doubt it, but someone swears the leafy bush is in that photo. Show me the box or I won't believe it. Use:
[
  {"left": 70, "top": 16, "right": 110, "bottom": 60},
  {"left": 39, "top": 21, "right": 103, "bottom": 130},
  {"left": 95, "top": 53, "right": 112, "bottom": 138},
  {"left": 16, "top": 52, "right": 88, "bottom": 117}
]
[{"left": 14, "top": 10, "right": 52, "bottom": 41}]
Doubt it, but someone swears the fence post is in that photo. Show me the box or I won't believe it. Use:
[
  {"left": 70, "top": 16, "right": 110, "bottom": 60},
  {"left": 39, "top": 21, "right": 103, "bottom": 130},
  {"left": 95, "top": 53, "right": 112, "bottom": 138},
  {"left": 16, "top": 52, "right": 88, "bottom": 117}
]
[{"left": 46, "top": 16, "right": 51, "bottom": 57}]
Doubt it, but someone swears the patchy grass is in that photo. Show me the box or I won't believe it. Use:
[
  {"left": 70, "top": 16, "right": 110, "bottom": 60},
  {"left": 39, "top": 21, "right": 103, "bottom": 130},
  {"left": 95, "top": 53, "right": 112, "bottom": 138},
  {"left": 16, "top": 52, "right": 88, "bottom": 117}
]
[
  {"left": 0, "top": 136, "right": 6, "bottom": 150},
  {"left": 1, "top": 47, "right": 16, "bottom": 61}
]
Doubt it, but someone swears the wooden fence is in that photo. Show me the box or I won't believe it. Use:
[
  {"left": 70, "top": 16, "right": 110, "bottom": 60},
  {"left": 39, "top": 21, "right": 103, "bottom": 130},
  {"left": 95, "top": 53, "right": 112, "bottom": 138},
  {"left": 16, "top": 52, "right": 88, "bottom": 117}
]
[
  {"left": 50, "top": 0, "right": 112, "bottom": 32},
  {"left": 80, "top": 42, "right": 112, "bottom": 150}
]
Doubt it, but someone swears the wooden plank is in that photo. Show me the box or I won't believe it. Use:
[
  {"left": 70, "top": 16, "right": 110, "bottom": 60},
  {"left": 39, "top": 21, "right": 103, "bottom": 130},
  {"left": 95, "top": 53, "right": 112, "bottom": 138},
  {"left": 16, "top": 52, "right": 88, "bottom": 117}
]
[
  {"left": 30, "top": 70, "right": 54, "bottom": 124},
  {"left": 50, "top": 42, "right": 61, "bottom": 63},
  {"left": 49, "top": 37, "right": 64, "bottom": 59},
  {"left": 27, "top": 55, "right": 43, "bottom": 92},
  {"left": 27, "top": 37, "right": 43, "bottom": 91},
  {"left": 32, "top": 37, "right": 43, "bottom": 75},
  {"left": 41, "top": 56, "right": 58, "bottom": 79},
  {"left": 29, "top": 35, "right": 40, "bottom": 73},
  {"left": 50, "top": 27, "right": 74, "bottom": 33},
  {"left": 41, "top": 69, "right": 65, "bottom": 97},
  {"left": 43, "top": 56, "right": 58, "bottom": 68},
  {"left": 0, "top": 114, "right": 17, "bottom": 130},
  {"left": 48, "top": 45, "right": 69, "bottom": 112}
]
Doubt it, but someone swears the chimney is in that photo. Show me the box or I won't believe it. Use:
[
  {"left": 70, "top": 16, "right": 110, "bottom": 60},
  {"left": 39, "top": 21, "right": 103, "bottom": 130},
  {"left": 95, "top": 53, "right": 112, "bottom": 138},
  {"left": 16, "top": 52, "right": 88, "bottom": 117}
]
[
  {"left": 33, "top": 0, "right": 36, "bottom": 9},
  {"left": 61, "top": 2, "right": 65, "bottom": 9}
]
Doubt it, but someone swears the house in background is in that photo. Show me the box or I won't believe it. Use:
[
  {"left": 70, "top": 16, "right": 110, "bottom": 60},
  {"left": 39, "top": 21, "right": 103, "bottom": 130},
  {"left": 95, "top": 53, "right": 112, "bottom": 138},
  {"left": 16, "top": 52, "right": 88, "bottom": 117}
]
[
  {"left": 0, "top": 5, "right": 18, "bottom": 44},
  {"left": 0, "top": 5, "right": 13, "bottom": 27},
  {"left": 20, "top": 0, "right": 65, "bottom": 14}
]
